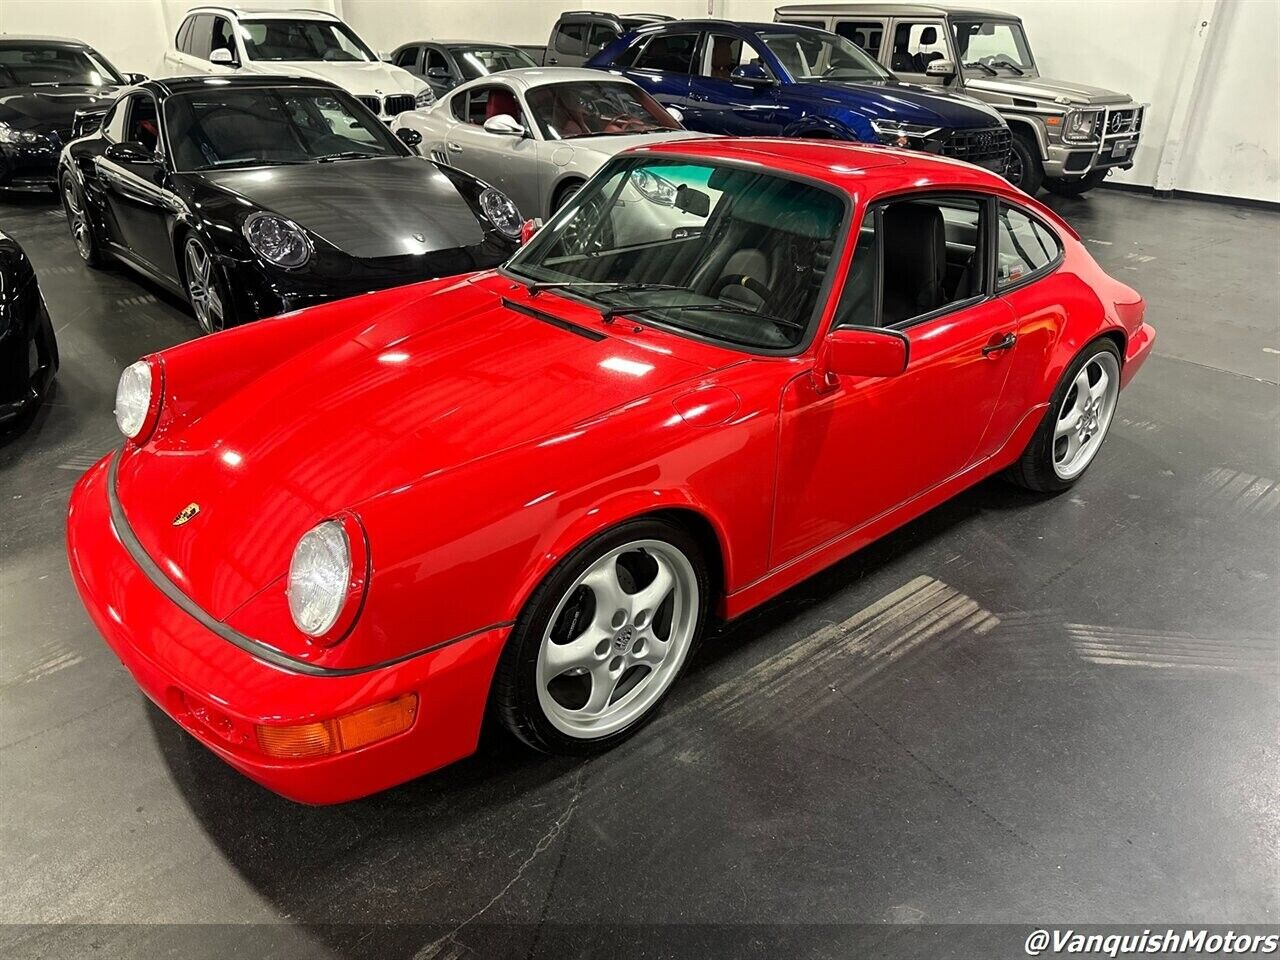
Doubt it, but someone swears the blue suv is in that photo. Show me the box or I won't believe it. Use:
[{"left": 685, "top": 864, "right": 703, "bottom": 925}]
[{"left": 587, "top": 20, "right": 1011, "bottom": 172}]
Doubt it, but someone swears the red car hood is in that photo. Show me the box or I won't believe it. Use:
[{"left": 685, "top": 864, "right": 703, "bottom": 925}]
[{"left": 115, "top": 279, "right": 717, "bottom": 621}]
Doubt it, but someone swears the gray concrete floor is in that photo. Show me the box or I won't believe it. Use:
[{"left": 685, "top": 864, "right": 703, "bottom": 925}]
[{"left": 1, "top": 188, "right": 1277, "bottom": 959}]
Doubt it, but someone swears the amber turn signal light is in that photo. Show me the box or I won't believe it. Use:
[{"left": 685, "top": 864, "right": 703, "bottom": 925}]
[{"left": 255, "top": 694, "right": 418, "bottom": 759}]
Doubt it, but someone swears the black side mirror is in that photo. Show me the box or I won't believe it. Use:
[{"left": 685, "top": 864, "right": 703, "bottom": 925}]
[
  {"left": 396, "top": 127, "right": 423, "bottom": 147},
  {"left": 104, "top": 141, "right": 160, "bottom": 165},
  {"left": 729, "top": 63, "right": 774, "bottom": 88},
  {"left": 121, "top": 72, "right": 149, "bottom": 85},
  {"left": 426, "top": 67, "right": 450, "bottom": 80}
]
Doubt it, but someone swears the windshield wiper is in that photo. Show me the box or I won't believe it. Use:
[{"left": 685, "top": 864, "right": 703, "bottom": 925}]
[
  {"left": 525, "top": 280, "right": 687, "bottom": 298},
  {"left": 991, "top": 57, "right": 1025, "bottom": 75},
  {"left": 314, "top": 151, "right": 379, "bottom": 163},
  {"left": 963, "top": 60, "right": 999, "bottom": 76}
]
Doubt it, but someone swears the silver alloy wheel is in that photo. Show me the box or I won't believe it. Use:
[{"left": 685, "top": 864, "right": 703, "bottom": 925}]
[
  {"left": 536, "top": 539, "right": 699, "bottom": 739},
  {"left": 184, "top": 238, "right": 224, "bottom": 334},
  {"left": 1052, "top": 350, "right": 1121, "bottom": 480},
  {"left": 63, "top": 179, "right": 92, "bottom": 262}
]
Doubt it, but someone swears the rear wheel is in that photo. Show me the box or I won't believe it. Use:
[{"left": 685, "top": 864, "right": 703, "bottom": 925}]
[
  {"left": 1006, "top": 133, "right": 1044, "bottom": 195},
  {"left": 492, "top": 518, "right": 709, "bottom": 754},
  {"left": 1043, "top": 170, "right": 1108, "bottom": 197},
  {"left": 60, "top": 171, "right": 104, "bottom": 268},
  {"left": 1007, "top": 339, "right": 1122, "bottom": 492}
]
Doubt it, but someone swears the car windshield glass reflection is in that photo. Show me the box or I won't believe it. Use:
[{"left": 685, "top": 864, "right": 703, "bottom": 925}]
[
  {"left": 454, "top": 46, "right": 538, "bottom": 79},
  {"left": 0, "top": 43, "right": 123, "bottom": 87},
  {"left": 165, "top": 88, "right": 402, "bottom": 170},
  {"left": 238, "top": 19, "right": 377, "bottom": 62},
  {"left": 507, "top": 158, "right": 845, "bottom": 351},
  {"left": 525, "top": 82, "right": 680, "bottom": 140},
  {"left": 757, "top": 30, "right": 891, "bottom": 82}
]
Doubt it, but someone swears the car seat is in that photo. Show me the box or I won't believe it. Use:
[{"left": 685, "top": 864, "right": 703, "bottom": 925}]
[{"left": 881, "top": 202, "right": 946, "bottom": 323}]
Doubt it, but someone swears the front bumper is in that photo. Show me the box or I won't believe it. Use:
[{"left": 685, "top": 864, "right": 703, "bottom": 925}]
[
  {"left": 1043, "top": 105, "right": 1147, "bottom": 179},
  {"left": 0, "top": 281, "right": 59, "bottom": 426},
  {"left": 0, "top": 140, "right": 60, "bottom": 193},
  {"left": 66, "top": 454, "right": 510, "bottom": 804}
]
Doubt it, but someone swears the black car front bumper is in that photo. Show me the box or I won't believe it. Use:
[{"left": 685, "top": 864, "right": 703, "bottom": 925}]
[
  {"left": 0, "top": 140, "right": 62, "bottom": 193},
  {"left": 0, "top": 276, "right": 59, "bottom": 427}
]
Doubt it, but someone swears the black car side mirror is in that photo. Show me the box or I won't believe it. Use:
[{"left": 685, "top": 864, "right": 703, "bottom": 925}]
[
  {"left": 426, "top": 67, "right": 450, "bottom": 80},
  {"left": 104, "top": 141, "right": 160, "bottom": 166},
  {"left": 729, "top": 63, "right": 774, "bottom": 89},
  {"left": 122, "top": 72, "right": 149, "bottom": 85},
  {"left": 396, "top": 127, "right": 423, "bottom": 147}
]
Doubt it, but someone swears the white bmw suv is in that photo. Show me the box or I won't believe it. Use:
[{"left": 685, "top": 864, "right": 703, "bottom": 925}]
[{"left": 163, "top": 6, "right": 433, "bottom": 122}]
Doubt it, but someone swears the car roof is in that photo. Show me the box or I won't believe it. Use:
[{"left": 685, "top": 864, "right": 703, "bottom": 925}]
[
  {"left": 0, "top": 35, "right": 93, "bottom": 47},
  {"left": 459, "top": 66, "right": 637, "bottom": 91},
  {"left": 630, "top": 19, "right": 838, "bottom": 33},
  {"left": 774, "top": 4, "right": 1019, "bottom": 20},
  {"left": 146, "top": 74, "right": 343, "bottom": 96},
  {"left": 632, "top": 136, "right": 1023, "bottom": 198},
  {"left": 183, "top": 6, "right": 340, "bottom": 20},
  {"left": 427, "top": 40, "right": 526, "bottom": 48}
]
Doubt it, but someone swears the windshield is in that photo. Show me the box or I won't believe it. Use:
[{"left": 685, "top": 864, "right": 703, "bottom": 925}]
[
  {"left": 237, "top": 19, "right": 377, "bottom": 63},
  {"left": 952, "top": 20, "right": 1036, "bottom": 76},
  {"left": 507, "top": 157, "right": 846, "bottom": 351},
  {"left": 165, "top": 87, "right": 403, "bottom": 171},
  {"left": 525, "top": 81, "right": 680, "bottom": 140},
  {"left": 0, "top": 43, "right": 123, "bottom": 87},
  {"left": 756, "top": 29, "right": 891, "bottom": 82},
  {"left": 453, "top": 45, "right": 537, "bottom": 79}
]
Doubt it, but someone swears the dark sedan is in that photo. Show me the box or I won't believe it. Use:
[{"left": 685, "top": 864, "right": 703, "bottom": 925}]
[
  {"left": 0, "top": 36, "right": 144, "bottom": 193},
  {"left": 0, "top": 228, "right": 59, "bottom": 433},
  {"left": 58, "top": 76, "right": 521, "bottom": 333},
  {"left": 389, "top": 41, "right": 538, "bottom": 98}
]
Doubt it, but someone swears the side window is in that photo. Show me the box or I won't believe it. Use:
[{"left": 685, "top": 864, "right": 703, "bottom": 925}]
[
  {"left": 632, "top": 32, "right": 699, "bottom": 73},
  {"left": 394, "top": 46, "right": 419, "bottom": 70},
  {"left": 700, "top": 35, "right": 769, "bottom": 80},
  {"left": 890, "top": 21, "right": 947, "bottom": 74},
  {"left": 877, "top": 196, "right": 986, "bottom": 325},
  {"left": 126, "top": 95, "right": 160, "bottom": 153},
  {"left": 459, "top": 84, "right": 521, "bottom": 126},
  {"left": 449, "top": 90, "right": 468, "bottom": 122},
  {"left": 175, "top": 17, "right": 193, "bottom": 54},
  {"left": 554, "top": 21, "right": 587, "bottom": 56},
  {"left": 996, "top": 203, "right": 1061, "bottom": 287},
  {"left": 102, "top": 99, "right": 128, "bottom": 142},
  {"left": 835, "top": 21, "right": 885, "bottom": 59},
  {"left": 611, "top": 36, "right": 646, "bottom": 69},
  {"left": 187, "top": 14, "right": 213, "bottom": 60},
  {"left": 588, "top": 23, "right": 620, "bottom": 54},
  {"left": 834, "top": 210, "right": 878, "bottom": 328},
  {"left": 426, "top": 49, "right": 449, "bottom": 74},
  {"left": 210, "top": 16, "right": 237, "bottom": 59}
]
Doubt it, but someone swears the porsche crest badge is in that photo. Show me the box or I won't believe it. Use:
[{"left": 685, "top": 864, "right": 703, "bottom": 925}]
[{"left": 172, "top": 503, "right": 200, "bottom": 526}]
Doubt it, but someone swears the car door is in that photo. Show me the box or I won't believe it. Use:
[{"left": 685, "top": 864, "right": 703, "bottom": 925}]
[
  {"left": 686, "top": 32, "right": 781, "bottom": 136},
  {"left": 620, "top": 30, "right": 701, "bottom": 120},
  {"left": 165, "top": 12, "right": 211, "bottom": 75},
  {"left": 96, "top": 92, "right": 179, "bottom": 280},
  {"left": 771, "top": 192, "right": 1021, "bottom": 565},
  {"left": 439, "top": 82, "right": 525, "bottom": 204},
  {"left": 546, "top": 17, "right": 589, "bottom": 67},
  {"left": 425, "top": 46, "right": 456, "bottom": 96},
  {"left": 833, "top": 18, "right": 888, "bottom": 62},
  {"left": 886, "top": 18, "right": 951, "bottom": 85}
]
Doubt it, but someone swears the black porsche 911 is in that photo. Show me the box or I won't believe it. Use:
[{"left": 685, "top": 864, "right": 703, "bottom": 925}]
[
  {"left": 58, "top": 76, "right": 521, "bottom": 333},
  {"left": 0, "top": 36, "right": 144, "bottom": 193}
]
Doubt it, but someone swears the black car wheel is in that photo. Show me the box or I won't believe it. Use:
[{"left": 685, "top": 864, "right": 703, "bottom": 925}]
[
  {"left": 181, "top": 236, "right": 233, "bottom": 334},
  {"left": 60, "top": 172, "right": 104, "bottom": 268},
  {"left": 1043, "top": 170, "right": 1109, "bottom": 198},
  {"left": 1006, "top": 133, "right": 1044, "bottom": 195}
]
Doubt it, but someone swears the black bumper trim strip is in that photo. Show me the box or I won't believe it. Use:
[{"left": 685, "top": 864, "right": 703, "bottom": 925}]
[{"left": 105, "top": 451, "right": 512, "bottom": 678}]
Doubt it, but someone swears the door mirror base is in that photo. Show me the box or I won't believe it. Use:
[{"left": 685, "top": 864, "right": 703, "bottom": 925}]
[
  {"left": 104, "top": 141, "right": 161, "bottom": 166},
  {"left": 815, "top": 326, "right": 909, "bottom": 389}
]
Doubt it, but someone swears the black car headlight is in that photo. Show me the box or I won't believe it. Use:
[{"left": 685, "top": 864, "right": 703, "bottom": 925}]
[
  {"left": 242, "top": 212, "right": 311, "bottom": 269},
  {"left": 478, "top": 187, "right": 521, "bottom": 239},
  {"left": 0, "top": 121, "right": 47, "bottom": 146}
]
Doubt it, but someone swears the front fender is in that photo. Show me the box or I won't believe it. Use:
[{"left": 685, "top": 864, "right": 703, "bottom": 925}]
[{"left": 780, "top": 113, "right": 867, "bottom": 142}]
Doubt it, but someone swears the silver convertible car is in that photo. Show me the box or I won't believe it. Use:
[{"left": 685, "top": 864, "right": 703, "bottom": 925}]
[{"left": 390, "top": 67, "right": 706, "bottom": 222}]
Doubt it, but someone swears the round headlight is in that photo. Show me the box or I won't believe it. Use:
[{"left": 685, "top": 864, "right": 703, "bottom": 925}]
[
  {"left": 479, "top": 187, "right": 521, "bottom": 239},
  {"left": 287, "top": 521, "right": 351, "bottom": 637},
  {"left": 243, "top": 212, "right": 311, "bottom": 269},
  {"left": 114, "top": 360, "right": 153, "bottom": 438}
]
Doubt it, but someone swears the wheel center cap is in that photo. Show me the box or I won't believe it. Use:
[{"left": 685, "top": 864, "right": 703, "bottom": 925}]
[{"left": 613, "top": 625, "right": 634, "bottom": 652}]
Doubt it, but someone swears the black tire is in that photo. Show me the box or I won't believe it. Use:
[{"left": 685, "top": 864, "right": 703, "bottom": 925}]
[
  {"left": 552, "top": 180, "right": 583, "bottom": 214},
  {"left": 1007, "top": 338, "right": 1123, "bottom": 493},
  {"left": 491, "top": 517, "right": 710, "bottom": 756},
  {"left": 178, "top": 234, "right": 236, "bottom": 334},
  {"left": 1006, "top": 133, "right": 1044, "bottom": 195},
  {"left": 1043, "top": 170, "right": 1108, "bottom": 197},
  {"left": 60, "top": 171, "right": 105, "bottom": 268}
]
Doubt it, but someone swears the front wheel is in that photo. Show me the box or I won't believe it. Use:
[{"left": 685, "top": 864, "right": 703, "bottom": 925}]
[
  {"left": 1006, "top": 133, "right": 1044, "bottom": 195},
  {"left": 1007, "top": 339, "right": 1122, "bottom": 493},
  {"left": 181, "top": 236, "right": 234, "bottom": 334},
  {"left": 1043, "top": 170, "right": 1108, "bottom": 197},
  {"left": 60, "top": 172, "right": 104, "bottom": 268},
  {"left": 491, "top": 519, "right": 709, "bottom": 754}
]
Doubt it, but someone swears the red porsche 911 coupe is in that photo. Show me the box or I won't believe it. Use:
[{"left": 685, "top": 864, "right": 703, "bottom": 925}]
[{"left": 67, "top": 138, "right": 1154, "bottom": 803}]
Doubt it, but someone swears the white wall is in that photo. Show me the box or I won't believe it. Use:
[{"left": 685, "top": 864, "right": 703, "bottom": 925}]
[{"left": 2, "top": 0, "right": 1274, "bottom": 201}]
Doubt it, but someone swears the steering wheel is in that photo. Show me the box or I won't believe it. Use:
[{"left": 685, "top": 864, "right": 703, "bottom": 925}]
[{"left": 711, "top": 273, "right": 774, "bottom": 305}]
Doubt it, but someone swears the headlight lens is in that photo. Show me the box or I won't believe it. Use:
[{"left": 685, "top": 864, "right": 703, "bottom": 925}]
[
  {"left": 631, "top": 168, "right": 677, "bottom": 205},
  {"left": 869, "top": 119, "right": 941, "bottom": 148},
  {"left": 414, "top": 89, "right": 434, "bottom": 109},
  {"left": 114, "top": 360, "right": 153, "bottom": 438},
  {"left": 479, "top": 187, "right": 521, "bottom": 238},
  {"left": 0, "top": 121, "right": 46, "bottom": 146},
  {"left": 1063, "top": 110, "right": 1100, "bottom": 142},
  {"left": 243, "top": 212, "right": 311, "bottom": 269},
  {"left": 287, "top": 521, "right": 351, "bottom": 637}
]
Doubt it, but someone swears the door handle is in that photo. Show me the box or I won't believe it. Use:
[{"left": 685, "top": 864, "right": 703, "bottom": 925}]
[
  {"left": 981, "top": 333, "right": 1017, "bottom": 356},
  {"left": 546, "top": 58, "right": 558, "bottom": 65}
]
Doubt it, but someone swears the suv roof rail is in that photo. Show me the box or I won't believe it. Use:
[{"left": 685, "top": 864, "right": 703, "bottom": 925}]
[{"left": 561, "top": 10, "right": 616, "bottom": 17}]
